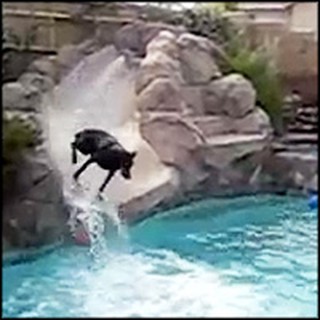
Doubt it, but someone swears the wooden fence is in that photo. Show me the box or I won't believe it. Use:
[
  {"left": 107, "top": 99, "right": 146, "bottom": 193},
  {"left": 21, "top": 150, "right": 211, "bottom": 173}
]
[{"left": 3, "top": 2, "right": 135, "bottom": 54}]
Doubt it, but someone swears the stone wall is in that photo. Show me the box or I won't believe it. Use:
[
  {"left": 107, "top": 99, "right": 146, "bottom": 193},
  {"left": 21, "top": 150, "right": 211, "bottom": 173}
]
[
  {"left": 2, "top": 56, "right": 68, "bottom": 250},
  {"left": 2, "top": 2, "right": 135, "bottom": 52}
]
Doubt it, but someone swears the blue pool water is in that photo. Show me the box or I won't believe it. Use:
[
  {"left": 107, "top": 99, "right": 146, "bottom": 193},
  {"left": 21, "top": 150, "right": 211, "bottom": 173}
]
[{"left": 2, "top": 195, "right": 318, "bottom": 317}]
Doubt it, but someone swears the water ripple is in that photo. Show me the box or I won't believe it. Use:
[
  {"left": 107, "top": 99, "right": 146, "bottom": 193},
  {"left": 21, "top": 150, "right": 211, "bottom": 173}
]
[{"left": 3, "top": 195, "right": 317, "bottom": 317}]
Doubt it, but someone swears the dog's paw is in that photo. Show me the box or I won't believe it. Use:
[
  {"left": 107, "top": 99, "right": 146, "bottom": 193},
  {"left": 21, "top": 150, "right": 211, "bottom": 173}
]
[
  {"left": 71, "top": 179, "right": 83, "bottom": 193},
  {"left": 96, "top": 192, "right": 103, "bottom": 201}
]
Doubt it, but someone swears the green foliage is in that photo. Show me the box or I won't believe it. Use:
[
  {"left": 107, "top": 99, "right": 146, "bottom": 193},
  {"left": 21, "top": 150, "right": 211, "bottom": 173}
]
[
  {"left": 3, "top": 115, "right": 37, "bottom": 188},
  {"left": 225, "top": 33, "right": 284, "bottom": 133},
  {"left": 224, "top": 2, "right": 238, "bottom": 11}
]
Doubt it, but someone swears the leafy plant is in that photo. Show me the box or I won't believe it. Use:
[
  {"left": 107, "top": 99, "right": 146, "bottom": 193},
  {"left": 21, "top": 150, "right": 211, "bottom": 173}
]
[
  {"left": 224, "top": 32, "right": 284, "bottom": 134},
  {"left": 224, "top": 2, "right": 238, "bottom": 11}
]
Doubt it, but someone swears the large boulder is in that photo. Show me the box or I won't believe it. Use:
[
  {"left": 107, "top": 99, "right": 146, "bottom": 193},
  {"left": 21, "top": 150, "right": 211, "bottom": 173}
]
[
  {"left": 146, "top": 30, "right": 179, "bottom": 59},
  {"left": 201, "top": 134, "right": 269, "bottom": 170},
  {"left": 180, "top": 85, "right": 205, "bottom": 115},
  {"left": 177, "top": 33, "right": 222, "bottom": 84},
  {"left": 2, "top": 82, "right": 42, "bottom": 112},
  {"left": 140, "top": 113, "right": 208, "bottom": 191},
  {"left": 27, "top": 57, "right": 56, "bottom": 80},
  {"left": 3, "top": 147, "right": 67, "bottom": 249},
  {"left": 135, "top": 30, "right": 183, "bottom": 95},
  {"left": 191, "top": 115, "right": 236, "bottom": 137},
  {"left": 19, "top": 72, "right": 55, "bottom": 94},
  {"left": 8, "top": 147, "right": 57, "bottom": 198},
  {"left": 135, "top": 50, "right": 183, "bottom": 95},
  {"left": 137, "top": 77, "right": 185, "bottom": 113},
  {"left": 234, "top": 107, "right": 272, "bottom": 135},
  {"left": 140, "top": 112, "right": 206, "bottom": 166},
  {"left": 114, "top": 20, "right": 185, "bottom": 57},
  {"left": 188, "top": 107, "right": 272, "bottom": 138},
  {"left": 202, "top": 74, "right": 256, "bottom": 118},
  {"left": 3, "top": 198, "right": 66, "bottom": 249}
]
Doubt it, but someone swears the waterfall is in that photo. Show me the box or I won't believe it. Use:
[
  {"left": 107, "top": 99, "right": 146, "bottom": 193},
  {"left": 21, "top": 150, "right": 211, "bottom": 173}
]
[{"left": 43, "top": 44, "right": 172, "bottom": 247}]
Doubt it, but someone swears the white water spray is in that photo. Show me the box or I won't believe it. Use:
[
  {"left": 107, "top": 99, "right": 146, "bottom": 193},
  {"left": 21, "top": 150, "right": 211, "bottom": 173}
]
[{"left": 43, "top": 44, "right": 172, "bottom": 247}]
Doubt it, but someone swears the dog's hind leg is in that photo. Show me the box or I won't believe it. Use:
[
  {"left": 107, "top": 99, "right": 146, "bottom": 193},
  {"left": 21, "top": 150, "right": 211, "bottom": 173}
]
[
  {"left": 98, "top": 170, "right": 116, "bottom": 193},
  {"left": 73, "top": 157, "right": 95, "bottom": 181},
  {"left": 71, "top": 142, "right": 77, "bottom": 164}
]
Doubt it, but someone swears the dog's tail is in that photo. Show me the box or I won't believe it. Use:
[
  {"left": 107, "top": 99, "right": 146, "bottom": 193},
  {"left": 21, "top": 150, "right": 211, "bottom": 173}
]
[{"left": 71, "top": 142, "right": 77, "bottom": 164}]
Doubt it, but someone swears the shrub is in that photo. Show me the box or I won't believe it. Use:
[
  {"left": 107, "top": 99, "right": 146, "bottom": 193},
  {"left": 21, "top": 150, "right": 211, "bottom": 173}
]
[{"left": 225, "top": 34, "right": 284, "bottom": 134}]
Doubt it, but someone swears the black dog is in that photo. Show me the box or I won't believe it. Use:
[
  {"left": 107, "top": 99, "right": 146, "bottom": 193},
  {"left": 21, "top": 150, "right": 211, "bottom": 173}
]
[{"left": 71, "top": 129, "right": 137, "bottom": 193}]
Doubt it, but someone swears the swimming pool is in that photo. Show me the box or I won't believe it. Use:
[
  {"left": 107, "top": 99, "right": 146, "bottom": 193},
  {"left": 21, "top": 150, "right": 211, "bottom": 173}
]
[{"left": 2, "top": 195, "right": 318, "bottom": 317}]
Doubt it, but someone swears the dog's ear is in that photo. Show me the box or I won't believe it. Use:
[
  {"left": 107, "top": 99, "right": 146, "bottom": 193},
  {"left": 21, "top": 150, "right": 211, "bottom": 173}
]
[{"left": 130, "top": 151, "right": 137, "bottom": 159}]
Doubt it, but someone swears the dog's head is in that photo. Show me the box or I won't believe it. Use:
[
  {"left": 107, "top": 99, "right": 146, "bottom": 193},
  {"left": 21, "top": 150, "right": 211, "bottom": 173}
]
[{"left": 121, "top": 151, "right": 137, "bottom": 180}]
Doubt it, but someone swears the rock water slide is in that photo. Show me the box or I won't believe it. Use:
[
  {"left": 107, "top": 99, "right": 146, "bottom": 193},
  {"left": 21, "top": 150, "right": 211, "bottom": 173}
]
[
  {"left": 44, "top": 45, "right": 176, "bottom": 245},
  {"left": 3, "top": 20, "right": 316, "bottom": 254}
]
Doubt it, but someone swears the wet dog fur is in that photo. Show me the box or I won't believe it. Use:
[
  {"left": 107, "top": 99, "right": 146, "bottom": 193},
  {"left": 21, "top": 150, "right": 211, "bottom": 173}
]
[{"left": 71, "top": 129, "right": 136, "bottom": 193}]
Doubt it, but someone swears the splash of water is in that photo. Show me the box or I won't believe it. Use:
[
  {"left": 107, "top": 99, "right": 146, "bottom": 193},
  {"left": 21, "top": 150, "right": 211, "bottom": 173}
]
[{"left": 43, "top": 44, "right": 172, "bottom": 249}]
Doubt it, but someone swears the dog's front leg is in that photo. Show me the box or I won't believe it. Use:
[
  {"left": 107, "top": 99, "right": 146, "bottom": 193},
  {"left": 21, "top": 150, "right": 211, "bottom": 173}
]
[
  {"left": 99, "top": 170, "right": 115, "bottom": 193},
  {"left": 73, "top": 157, "right": 95, "bottom": 181}
]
